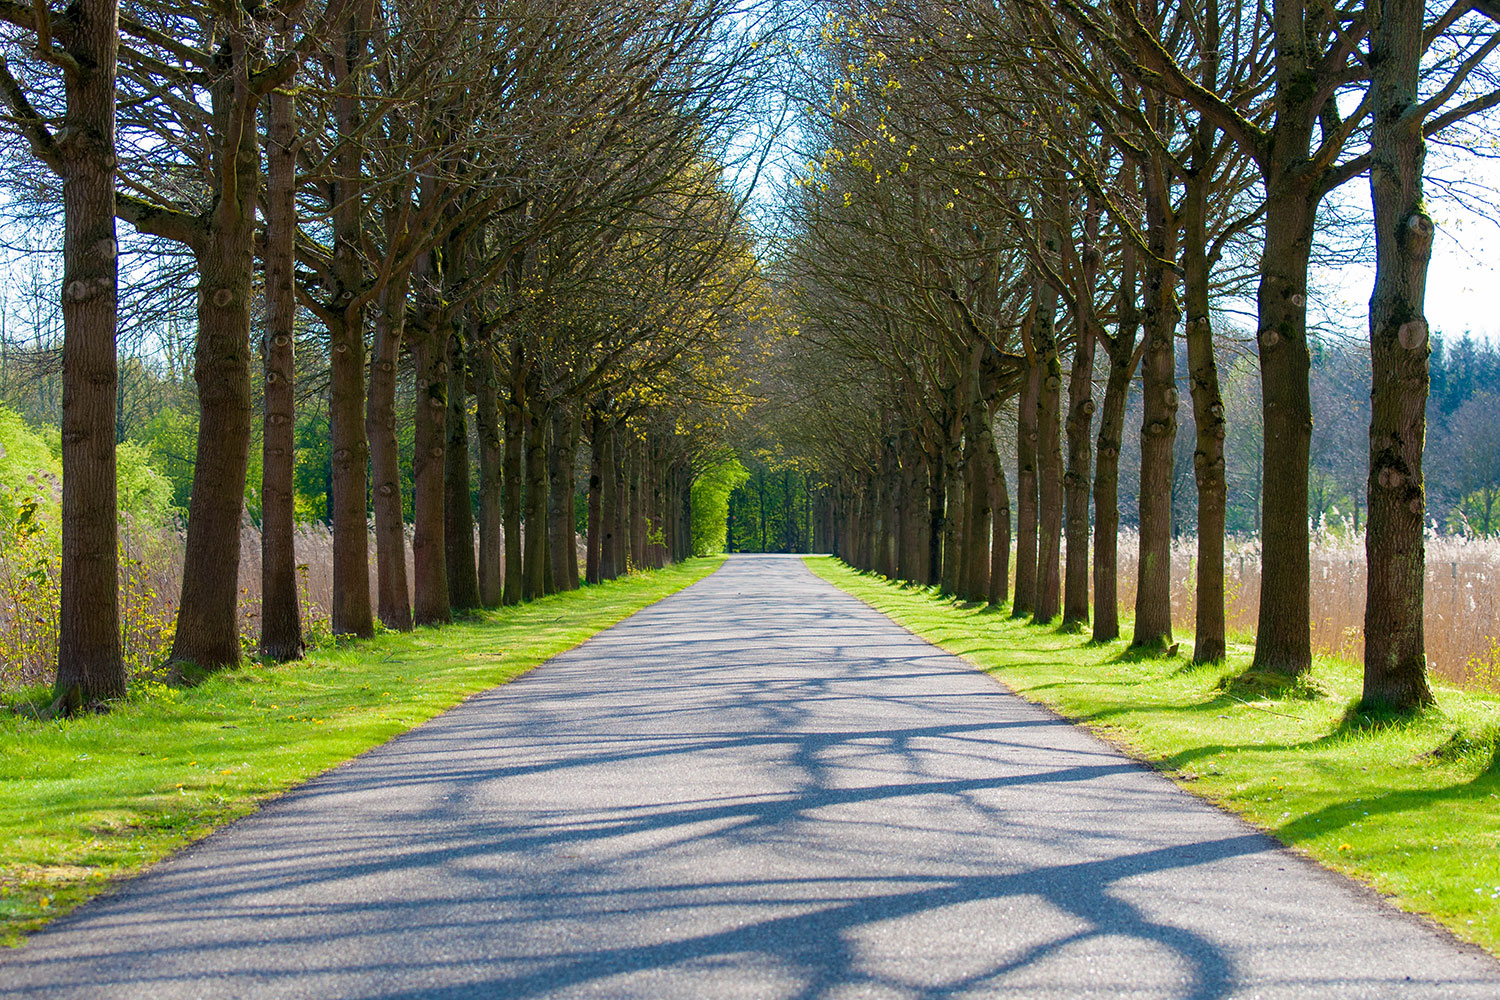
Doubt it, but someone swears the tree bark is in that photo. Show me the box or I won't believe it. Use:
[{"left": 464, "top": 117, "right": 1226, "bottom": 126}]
[
  {"left": 259, "top": 74, "right": 302, "bottom": 659},
  {"left": 548, "top": 405, "right": 577, "bottom": 590},
  {"left": 523, "top": 392, "right": 551, "bottom": 599},
  {"left": 367, "top": 269, "right": 411, "bottom": 630},
  {"left": 1133, "top": 153, "right": 1179, "bottom": 650},
  {"left": 1251, "top": 184, "right": 1318, "bottom": 675},
  {"left": 1184, "top": 158, "right": 1227, "bottom": 663},
  {"left": 1363, "top": 0, "right": 1434, "bottom": 710},
  {"left": 989, "top": 425, "right": 1012, "bottom": 606},
  {"left": 1093, "top": 234, "right": 1141, "bottom": 643},
  {"left": 473, "top": 339, "right": 504, "bottom": 607},
  {"left": 326, "top": 6, "right": 373, "bottom": 640},
  {"left": 1012, "top": 361, "right": 1040, "bottom": 618},
  {"left": 501, "top": 344, "right": 525, "bottom": 604},
  {"left": 1034, "top": 280, "right": 1064, "bottom": 625},
  {"left": 444, "top": 330, "right": 480, "bottom": 611},
  {"left": 629, "top": 440, "right": 647, "bottom": 571},
  {"left": 899, "top": 433, "right": 927, "bottom": 582},
  {"left": 1063, "top": 216, "right": 1100, "bottom": 628},
  {"left": 54, "top": 0, "right": 124, "bottom": 700},
  {"left": 410, "top": 325, "right": 450, "bottom": 626},
  {"left": 586, "top": 410, "right": 605, "bottom": 583}
]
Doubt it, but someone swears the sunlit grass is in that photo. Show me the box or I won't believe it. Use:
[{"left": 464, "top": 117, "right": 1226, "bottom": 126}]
[
  {"left": 807, "top": 555, "right": 1500, "bottom": 954},
  {"left": 0, "top": 557, "right": 724, "bottom": 946}
]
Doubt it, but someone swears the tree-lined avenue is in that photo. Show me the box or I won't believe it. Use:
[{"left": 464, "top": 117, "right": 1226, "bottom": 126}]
[{"left": 3, "top": 555, "right": 1497, "bottom": 999}]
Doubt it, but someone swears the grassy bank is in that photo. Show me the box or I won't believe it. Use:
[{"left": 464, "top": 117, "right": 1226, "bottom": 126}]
[
  {"left": 0, "top": 557, "right": 724, "bottom": 946},
  {"left": 806, "top": 556, "right": 1500, "bottom": 953}
]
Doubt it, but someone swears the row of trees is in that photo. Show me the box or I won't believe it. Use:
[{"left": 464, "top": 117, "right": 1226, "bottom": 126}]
[
  {"left": 771, "top": 1, "right": 1500, "bottom": 711},
  {"left": 0, "top": 0, "right": 772, "bottom": 708}
]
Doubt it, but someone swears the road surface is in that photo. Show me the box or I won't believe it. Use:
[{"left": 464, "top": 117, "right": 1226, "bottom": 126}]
[{"left": 5, "top": 554, "right": 1498, "bottom": 998}]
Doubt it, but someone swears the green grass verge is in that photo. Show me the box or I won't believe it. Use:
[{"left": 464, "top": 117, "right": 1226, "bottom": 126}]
[
  {"left": 0, "top": 557, "right": 724, "bottom": 947},
  {"left": 805, "top": 555, "right": 1500, "bottom": 954}
]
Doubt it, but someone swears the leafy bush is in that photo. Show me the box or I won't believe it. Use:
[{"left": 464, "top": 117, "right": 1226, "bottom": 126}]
[{"left": 691, "top": 454, "right": 748, "bottom": 556}]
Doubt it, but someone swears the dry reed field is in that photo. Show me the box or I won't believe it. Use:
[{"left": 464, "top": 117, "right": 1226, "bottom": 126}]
[{"left": 1113, "top": 528, "right": 1500, "bottom": 689}]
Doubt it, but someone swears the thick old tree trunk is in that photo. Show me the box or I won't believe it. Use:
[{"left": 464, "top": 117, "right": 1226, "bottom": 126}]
[
  {"left": 586, "top": 411, "right": 605, "bottom": 583},
  {"left": 1012, "top": 362, "right": 1040, "bottom": 618},
  {"left": 629, "top": 442, "right": 647, "bottom": 571},
  {"left": 501, "top": 349, "right": 525, "bottom": 605},
  {"left": 367, "top": 271, "right": 412, "bottom": 630},
  {"left": 925, "top": 445, "right": 946, "bottom": 587},
  {"left": 1063, "top": 225, "right": 1100, "bottom": 628},
  {"left": 1251, "top": 186, "right": 1318, "bottom": 676},
  {"left": 899, "top": 434, "right": 927, "bottom": 582},
  {"left": 259, "top": 79, "right": 302, "bottom": 659},
  {"left": 962, "top": 401, "right": 994, "bottom": 602},
  {"left": 53, "top": 0, "right": 124, "bottom": 700},
  {"left": 1363, "top": 0, "right": 1434, "bottom": 710},
  {"left": 444, "top": 331, "right": 480, "bottom": 611}
]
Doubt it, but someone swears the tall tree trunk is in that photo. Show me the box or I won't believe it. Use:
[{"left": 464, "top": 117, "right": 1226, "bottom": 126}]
[
  {"left": 1034, "top": 280, "right": 1064, "bottom": 625},
  {"left": 899, "top": 433, "right": 926, "bottom": 582},
  {"left": 962, "top": 400, "right": 993, "bottom": 602},
  {"left": 1133, "top": 153, "right": 1180, "bottom": 650},
  {"left": 326, "top": 6, "right": 373, "bottom": 640},
  {"left": 1363, "top": 0, "right": 1434, "bottom": 710},
  {"left": 941, "top": 435, "right": 963, "bottom": 594},
  {"left": 1094, "top": 236, "right": 1141, "bottom": 643},
  {"left": 1063, "top": 217, "right": 1100, "bottom": 628},
  {"left": 53, "top": 0, "right": 124, "bottom": 700},
  {"left": 1013, "top": 361, "right": 1040, "bottom": 618},
  {"left": 548, "top": 404, "right": 576, "bottom": 591},
  {"left": 630, "top": 441, "right": 647, "bottom": 571},
  {"left": 1184, "top": 163, "right": 1227, "bottom": 663},
  {"left": 501, "top": 345, "right": 525, "bottom": 605},
  {"left": 1251, "top": 185, "right": 1318, "bottom": 675},
  {"left": 444, "top": 330, "right": 479, "bottom": 611},
  {"left": 259, "top": 76, "right": 302, "bottom": 659},
  {"left": 367, "top": 269, "right": 411, "bottom": 630},
  {"left": 989, "top": 427, "right": 1012, "bottom": 606},
  {"left": 599, "top": 420, "right": 620, "bottom": 579},
  {"left": 410, "top": 325, "right": 450, "bottom": 626},
  {"left": 926, "top": 445, "right": 945, "bottom": 587},
  {"left": 586, "top": 411, "right": 604, "bottom": 583},
  {"left": 523, "top": 393, "right": 550, "bottom": 599},
  {"left": 171, "top": 224, "right": 255, "bottom": 667},
  {"left": 473, "top": 339, "right": 504, "bottom": 608}
]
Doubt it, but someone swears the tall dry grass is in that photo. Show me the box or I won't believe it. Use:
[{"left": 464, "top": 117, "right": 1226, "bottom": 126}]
[
  {"left": 0, "top": 519, "right": 401, "bottom": 692},
  {"left": 1112, "top": 524, "right": 1500, "bottom": 689}
]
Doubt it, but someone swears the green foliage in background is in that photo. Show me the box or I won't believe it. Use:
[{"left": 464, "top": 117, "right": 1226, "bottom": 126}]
[{"left": 691, "top": 453, "right": 748, "bottom": 555}]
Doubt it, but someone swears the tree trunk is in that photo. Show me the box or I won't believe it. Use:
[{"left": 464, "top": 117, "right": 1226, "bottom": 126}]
[
  {"left": 1063, "top": 220, "right": 1100, "bottom": 628},
  {"left": 444, "top": 330, "right": 480, "bottom": 611},
  {"left": 586, "top": 411, "right": 604, "bottom": 583},
  {"left": 1034, "top": 282, "right": 1064, "bottom": 625},
  {"left": 899, "top": 433, "right": 926, "bottom": 582},
  {"left": 171, "top": 225, "right": 255, "bottom": 668},
  {"left": 367, "top": 269, "right": 411, "bottom": 630},
  {"left": 1094, "top": 235, "right": 1141, "bottom": 643},
  {"left": 630, "top": 441, "right": 647, "bottom": 571},
  {"left": 1251, "top": 185, "right": 1318, "bottom": 675},
  {"left": 326, "top": 8, "right": 373, "bottom": 640},
  {"left": 1363, "top": 0, "right": 1434, "bottom": 710},
  {"left": 599, "top": 420, "right": 620, "bottom": 579},
  {"left": 1133, "top": 156, "right": 1179, "bottom": 650},
  {"left": 548, "top": 405, "right": 577, "bottom": 591},
  {"left": 54, "top": 0, "right": 124, "bottom": 701},
  {"left": 989, "top": 427, "right": 1012, "bottom": 606},
  {"left": 962, "top": 401, "right": 993, "bottom": 602},
  {"left": 1013, "top": 362, "right": 1040, "bottom": 618},
  {"left": 523, "top": 393, "right": 550, "bottom": 599},
  {"left": 410, "top": 326, "right": 450, "bottom": 626},
  {"left": 473, "top": 339, "right": 504, "bottom": 608},
  {"left": 941, "top": 435, "right": 963, "bottom": 594},
  {"left": 502, "top": 347, "right": 525, "bottom": 604},
  {"left": 1184, "top": 163, "right": 1227, "bottom": 663},
  {"left": 259, "top": 78, "right": 302, "bottom": 659},
  {"left": 926, "top": 445, "right": 945, "bottom": 586}
]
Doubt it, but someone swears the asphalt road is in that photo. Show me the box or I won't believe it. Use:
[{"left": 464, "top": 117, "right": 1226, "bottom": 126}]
[{"left": 6, "top": 554, "right": 1499, "bottom": 999}]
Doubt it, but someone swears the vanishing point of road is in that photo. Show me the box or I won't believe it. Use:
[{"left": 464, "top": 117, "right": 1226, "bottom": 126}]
[{"left": 6, "top": 555, "right": 1500, "bottom": 999}]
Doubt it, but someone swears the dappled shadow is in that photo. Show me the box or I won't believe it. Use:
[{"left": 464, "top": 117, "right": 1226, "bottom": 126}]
[{"left": 4, "top": 556, "right": 1496, "bottom": 999}]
